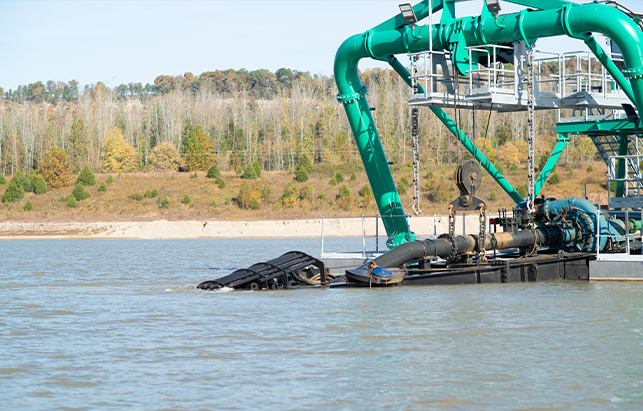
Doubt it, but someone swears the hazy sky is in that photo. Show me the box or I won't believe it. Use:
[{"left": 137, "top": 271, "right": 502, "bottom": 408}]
[{"left": 0, "top": 0, "right": 641, "bottom": 90}]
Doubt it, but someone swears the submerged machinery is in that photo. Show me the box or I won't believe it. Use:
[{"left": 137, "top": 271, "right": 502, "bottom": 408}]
[{"left": 198, "top": 0, "right": 643, "bottom": 291}]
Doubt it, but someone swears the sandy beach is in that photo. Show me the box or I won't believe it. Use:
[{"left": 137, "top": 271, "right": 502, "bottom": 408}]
[{"left": 0, "top": 213, "right": 491, "bottom": 240}]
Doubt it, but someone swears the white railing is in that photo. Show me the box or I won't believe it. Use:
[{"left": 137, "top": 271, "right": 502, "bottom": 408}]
[{"left": 595, "top": 209, "right": 643, "bottom": 258}]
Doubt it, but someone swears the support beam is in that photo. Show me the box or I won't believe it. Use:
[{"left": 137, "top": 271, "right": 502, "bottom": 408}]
[{"left": 535, "top": 134, "right": 570, "bottom": 197}]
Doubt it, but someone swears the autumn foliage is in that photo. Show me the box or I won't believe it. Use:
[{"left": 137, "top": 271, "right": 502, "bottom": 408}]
[
  {"left": 101, "top": 127, "right": 139, "bottom": 172},
  {"left": 39, "top": 146, "right": 72, "bottom": 189},
  {"left": 148, "top": 143, "right": 181, "bottom": 171}
]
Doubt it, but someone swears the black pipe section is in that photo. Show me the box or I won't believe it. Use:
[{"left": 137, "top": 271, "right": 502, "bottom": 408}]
[{"left": 354, "top": 226, "right": 563, "bottom": 271}]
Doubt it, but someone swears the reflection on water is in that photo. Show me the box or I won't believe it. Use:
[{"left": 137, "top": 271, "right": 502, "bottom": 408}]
[{"left": 1, "top": 239, "right": 642, "bottom": 410}]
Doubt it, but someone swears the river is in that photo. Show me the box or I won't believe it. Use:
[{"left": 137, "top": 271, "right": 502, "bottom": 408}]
[{"left": 1, "top": 238, "right": 642, "bottom": 410}]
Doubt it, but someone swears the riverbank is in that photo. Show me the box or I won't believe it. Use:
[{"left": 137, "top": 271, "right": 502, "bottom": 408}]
[{"left": 0, "top": 214, "right": 488, "bottom": 240}]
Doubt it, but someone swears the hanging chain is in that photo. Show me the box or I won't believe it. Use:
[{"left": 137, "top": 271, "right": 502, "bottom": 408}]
[
  {"left": 526, "top": 47, "right": 535, "bottom": 214},
  {"left": 411, "top": 56, "right": 421, "bottom": 215},
  {"left": 448, "top": 204, "right": 455, "bottom": 236},
  {"left": 478, "top": 203, "right": 487, "bottom": 264}
]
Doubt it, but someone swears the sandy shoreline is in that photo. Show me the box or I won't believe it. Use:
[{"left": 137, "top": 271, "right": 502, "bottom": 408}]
[{"left": 0, "top": 214, "right": 490, "bottom": 240}]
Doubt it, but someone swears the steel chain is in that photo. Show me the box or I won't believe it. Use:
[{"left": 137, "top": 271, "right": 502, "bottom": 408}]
[{"left": 527, "top": 47, "right": 535, "bottom": 215}]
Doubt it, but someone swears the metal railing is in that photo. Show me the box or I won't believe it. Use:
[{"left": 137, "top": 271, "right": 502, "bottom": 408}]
[
  {"left": 319, "top": 212, "right": 494, "bottom": 258},
  {"left": 595, "top": 209, "right": 643, "bottom": 258}
]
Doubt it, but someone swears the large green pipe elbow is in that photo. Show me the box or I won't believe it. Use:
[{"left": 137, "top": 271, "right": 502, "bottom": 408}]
[{"left": 335, "top": 34, "right": 416, "bottom": 248}]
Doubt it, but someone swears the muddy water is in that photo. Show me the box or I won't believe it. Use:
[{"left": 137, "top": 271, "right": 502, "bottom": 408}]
[{"left": 1, "top": 239, "right": 642, "bottom": 410}]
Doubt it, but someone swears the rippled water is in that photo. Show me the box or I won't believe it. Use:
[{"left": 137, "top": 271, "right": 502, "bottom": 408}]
[{"left": 1, "top": 239, "right": 642, "bottom": 410}]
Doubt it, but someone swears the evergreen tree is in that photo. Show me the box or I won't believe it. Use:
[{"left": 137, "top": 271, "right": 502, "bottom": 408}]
[
  {"left": 77, "top": 166, "right": 96, "bottom": 186},
  {"left": 182, "top": 125, "right": 215, "bottom": 171}
]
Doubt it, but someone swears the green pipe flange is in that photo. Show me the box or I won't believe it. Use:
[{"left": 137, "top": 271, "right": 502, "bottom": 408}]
[
  {"left": 337, "top": 85, "right": 368, "bottom": 104},
  {"left": 623, "top": 66, "right": 643, "bottom": 79}
]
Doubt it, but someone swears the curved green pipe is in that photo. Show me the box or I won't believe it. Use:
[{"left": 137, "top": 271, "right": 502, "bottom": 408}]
[{"left": 335, "top": 2, "right": 643, "bottom": 246}]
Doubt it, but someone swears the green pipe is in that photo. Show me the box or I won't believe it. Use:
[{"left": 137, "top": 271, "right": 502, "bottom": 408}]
[
  {"left": 335, "top": 37, "right": 415, "bottom": 249},
  {"left": 534, "top": 134, "right": 570, "bottom": 197},
  {"left": 582, "top": 34, "right": 636, "bottom": 106},
  {"left": 386, "top": 57, "right": 524, "bottom": 204}
]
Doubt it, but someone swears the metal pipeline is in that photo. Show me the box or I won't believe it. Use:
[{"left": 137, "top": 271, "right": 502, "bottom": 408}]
[{"left": 365, "top": 227, "right": 556, "bottom": 270}]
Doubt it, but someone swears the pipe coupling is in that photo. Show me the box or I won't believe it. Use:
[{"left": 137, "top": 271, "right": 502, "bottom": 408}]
[
  {"left": 623, "top": 66, "right": 643, "bottom": 79},
  {"left": 337, "top": 85, "right": 368, "bottom": 105}
]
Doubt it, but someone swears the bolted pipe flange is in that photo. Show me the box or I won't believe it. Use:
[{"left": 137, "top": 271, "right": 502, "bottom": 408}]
[
  {"left": 623, "top": 66, "right": 643, "bottom": 78},
  {"left": 337, "top": 86, "right": 368, "bottom": 105}
]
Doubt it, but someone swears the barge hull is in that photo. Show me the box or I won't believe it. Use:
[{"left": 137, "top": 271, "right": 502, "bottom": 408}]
[{"left": 401, "top": 253, "right": 592, "bottom": 286}]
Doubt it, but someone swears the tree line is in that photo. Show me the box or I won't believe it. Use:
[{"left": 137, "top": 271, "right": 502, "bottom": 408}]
[{"left": 0, "top": 66, "right": 596, "bottom": 179}]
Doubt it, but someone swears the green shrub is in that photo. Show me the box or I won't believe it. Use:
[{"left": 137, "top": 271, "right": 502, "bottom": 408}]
[
  {"left": 401, "top": 177, "right": 410, "bottom": 187},
  {"left": 145, "top": 188, "right": 159, "bottom": 198},
  {"left": 33, "top": 177, "right": 47, "bottom": 195},
  {"left": 11, "top": 172, "right": 32, "bottom": 193},
  {"left": 329, "top": 177, "right": 337, "bottom": 186},
  {"left": 23, "top": 200, "right": 33, "bottom": 211},
  {"left": 318, "top": 193, "right": 326, "bottom": 201},
  {"left": 495, "top": 162, "right": 505, "bottom": 173},
  {"left": 76, "top": 166, "right": 96, "bottom": 186},
  {"left": 334, "top": 171, "right": 344, "bottom": 183},
  {"left": 336, "top": 184, "right": 352, "bottom": 211},
  {"left": 128, "top": 192, "right": 144, "bottom": 201},
  {"left": 350, "top": 172, "right": 357, "bottom": 181},
  {"left": 241, "top": 160, "right": 261, "bottom": 180},
  {"left": 71, "top": 183, "right": 91, "bottom": 201},
  {"left": 281, "top": 182, "right": 297, "bottom": 207},
  {"left": 2, "top": 178, "right": 25, "bottom": 204},
  {"left": 490, "top": 191, "right": 498, "bottom": 201},
  {"left": 587, "top": 164, "right": 594, "bottom": 172},
  {"left": 337, "top": 184, "right": 350, "bottom": 199},
  {"left": 206, "top": 164, "right": 221, "bottom": 179},
  {"left": 98, "top": 183, "right": 107, "bottom": 192},
  {"left": 548, "top": 173, "right": 562, "bottom": 185},
  {"left": 210, "top": 199, "right": 217, "bottom": 207},
  {"left": 510, "top": 163, "right": 518, "bottom": 171},
  {"left": 235, "top": 182, "right": 267, "bottom": 209},
  {"left": 397, "top": 184, "right": 407, "bottom": 195},
  {"left": 295, "top": 167, "right": 309, "bottom": 182},
  {"left": 296, "top": 154, "right": 313, "bottom": 174},
  {"left": 216, "top": 178, "right": 226, "bottom": 189},
  {"left": 190, "top": 171, "right": 198, "bottom": 179},
  {"left": 67, "top": 196, "right": 78, "bottom": 208},
  {"left": 158, "top": 196, "right": 170, "bottom": 209},
  {"left": 359, "top": 184, "right": 371, "bottom": 197},
  {"left": 517, "top": 184, "right": 528, "bottom": 198},
  {"left": 107, "top": 175, "right": 114, "bottom": 184},
  {"left": 182, "top": 194, "right": 191, "bottom": 205},
  {"left": 299, "top": 184, "right": 313, "bottom": 202},
  {"left": 0, "top": 175, "right": 6, "bottom": 184}
]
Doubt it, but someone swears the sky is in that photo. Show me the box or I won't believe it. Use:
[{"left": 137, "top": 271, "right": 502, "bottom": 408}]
[{"left": 0, "top": 0, "right": 641, "bottom": 91}]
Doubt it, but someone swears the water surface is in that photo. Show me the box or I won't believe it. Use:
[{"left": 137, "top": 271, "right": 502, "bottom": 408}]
[{"left": 1, "top": 239, "right": 642, "bottom": 410}]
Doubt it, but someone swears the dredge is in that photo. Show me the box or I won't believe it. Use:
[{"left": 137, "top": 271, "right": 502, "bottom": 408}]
[{"left": 198, "top": 0, "right": 643, "bottom": 291}]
